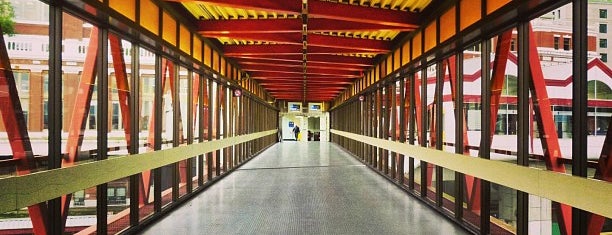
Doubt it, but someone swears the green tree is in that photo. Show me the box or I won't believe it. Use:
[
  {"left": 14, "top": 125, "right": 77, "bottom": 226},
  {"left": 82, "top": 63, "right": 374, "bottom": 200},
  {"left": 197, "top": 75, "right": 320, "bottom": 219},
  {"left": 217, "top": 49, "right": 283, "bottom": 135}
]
[{"left": 0, "top": 0, "right": 15, "bottom": 36}]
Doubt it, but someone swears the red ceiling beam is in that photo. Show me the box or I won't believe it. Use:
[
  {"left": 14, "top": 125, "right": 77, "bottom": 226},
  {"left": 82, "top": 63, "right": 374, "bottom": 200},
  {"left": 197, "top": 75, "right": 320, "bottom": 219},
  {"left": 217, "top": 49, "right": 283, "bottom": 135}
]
[
  {"left": 240, "top": 60, "right": 364, "bottom": 71},
  {"left": 229, "top": 54, "right": 373, "bottom": 67},
  {"left": 197, "top": 18, "right": 414, "bottom": 34},
  {"left": 168, "top": 0, "right": 301, "bottom": 14},
  {"left": 224, "top": 44, "right": 384, "bottom": 56},
  {"left": 210, "top": 33, "right": 389, "bottom": 52},
  {"left": 205, "top": 32, "right": 302, "bottom": 44},
  {"left": 249, "top": 71, "right": 358, "bottom": 79},
  {"left": 308, "top": 1, "right": 420, "bottom": 27},
  {"left": 197, "top": 18, "right": 301, "bottom": 34},
  {"left": 308, "top": 34, "right": 390, "bottom": 52},
  {"left": 258, "top": 79, "right": 353, "bottom": 84},
  {"left": 242, "top": 65, "right": 360, "bottom": 77},
  {"left": 238, "top": 58, "right": 364, "bottom": 71},
  {"left": 309, "top": 18, "right": 415, "bottom": 32}
]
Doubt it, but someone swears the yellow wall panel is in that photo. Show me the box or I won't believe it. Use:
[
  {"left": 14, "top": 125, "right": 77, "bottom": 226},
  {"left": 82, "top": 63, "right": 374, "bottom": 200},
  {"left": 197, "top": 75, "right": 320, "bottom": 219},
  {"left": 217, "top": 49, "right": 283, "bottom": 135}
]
[
  {"left": 385, "top": 56, "right": 392, "bottom": 76},
  {"left": 487, "top": 0, "right": 511, "bottom": 14},
  {"left": 412, "top": 32, "right": 422, "bottom": 60},
  {"left": 193, "top": 36, "right": 202, "bottom": 62},
  {"left": 110, "top": 0, "right": 135, "bottom": 21},
  {"left": 220, "top": 58, "right": 226, "bottom": 76},
  {"left": 440, "top": 7, "right": 456, "bottom": 43},
  {"left": 213, "top": 50, "right": 220, "bottom": 72},
  {"left": 162, "top": 12, "right": 176, "bottom": 45},
  {"left": 424, "top": 21, "right": 437, "bottom": 52},
  {"left": 204, "top": 44, "right": 212, "bottom": 67},
  {"left": 393, "top": 49, "right": 401, "bottom": 71},
  {"left": 402, "top": 42, "right": 410, "bottom": 66},
  {"left": 179, "top": 25, "right": 190, "bottom": 54},
  {"left": 460, "top": 0, "right": 481, "bottom": 31},
  {"left": 140, "top": 0, "right": 158, "bottom": 35}
]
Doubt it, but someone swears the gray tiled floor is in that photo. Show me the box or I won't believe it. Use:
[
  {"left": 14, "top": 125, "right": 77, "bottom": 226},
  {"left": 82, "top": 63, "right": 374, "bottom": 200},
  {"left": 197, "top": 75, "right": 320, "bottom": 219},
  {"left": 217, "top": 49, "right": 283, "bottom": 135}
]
[{"left": 141, "top": 142, "right": 469, "bottom": 235}]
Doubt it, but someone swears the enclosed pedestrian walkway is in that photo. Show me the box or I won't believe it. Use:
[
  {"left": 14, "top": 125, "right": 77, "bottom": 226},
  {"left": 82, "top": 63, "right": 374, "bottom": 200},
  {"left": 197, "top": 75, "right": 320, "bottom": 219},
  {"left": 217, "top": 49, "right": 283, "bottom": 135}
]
[
  {"left": 141, "top": 142, "right": 468, "bottom": 234},
  {"left": 0, "top": 0, "right": 611, "bottom": 235}
]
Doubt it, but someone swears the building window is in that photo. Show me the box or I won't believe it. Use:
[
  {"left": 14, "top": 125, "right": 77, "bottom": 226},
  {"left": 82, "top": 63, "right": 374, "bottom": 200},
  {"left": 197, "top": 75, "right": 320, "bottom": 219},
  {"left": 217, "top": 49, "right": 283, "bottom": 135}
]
[
  {"left": 510, "top": 39, "right": 516, "bottom": 51},
  {"left": 554, "top": 36, "right": 560, "bottom": 50},
  {"left": 563, "top": 38, "right": 571, "bottom": 50},
  {"left": 602, "top": 53, "right": 608, "bottom": 63},
  {"left": 88, "top": 104, "right": 96, "bottom": 129},
  {"left": 600, "top": 39, "right": 608, "bottom": 48},
  {"left": 14, "top": 71, "right": 30, "bottom": 93},
  {"left": 43, "top": 101, "right": 48, "bottom": 129},
  {"left": 108, "top": 187, "right": 127, "bottom": 205},
  {"left": 601, "top": 9, "right": 608, "bottom": 19},
  {"left": 112, "top": 103, "right": 120, "bottom": 130},
  {"left": 73, "top": 190, "right": 85, "bottom": 206},
  {"left": 601, "top": 24, "right": 608, "bottom": 34}
]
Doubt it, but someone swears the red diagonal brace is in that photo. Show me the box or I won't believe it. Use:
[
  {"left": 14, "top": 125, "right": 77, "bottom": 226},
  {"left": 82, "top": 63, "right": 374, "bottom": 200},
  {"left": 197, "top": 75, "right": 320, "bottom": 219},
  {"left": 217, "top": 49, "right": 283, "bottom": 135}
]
[
  {"left": 527, "top": 24, "right": 571, "bottom": 234},
  {"left": 0, "top": 25, "right": 48, "bottom": 235},
  {"left": 109, "top": 34, "right": 131, "bottom": 146},
  {"left": 446, "top": 55, "right": 480, "bottom": 211},
  {"left": 62, "top": 27, "right": 100, "bottom": 228}
]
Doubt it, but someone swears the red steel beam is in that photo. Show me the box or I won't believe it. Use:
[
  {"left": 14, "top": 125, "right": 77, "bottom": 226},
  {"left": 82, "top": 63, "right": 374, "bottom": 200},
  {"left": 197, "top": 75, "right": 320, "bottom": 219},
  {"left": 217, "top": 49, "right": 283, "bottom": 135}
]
[
  {"left": 308, "top": 0, "right": 420, "bottom": 28},
  {"left": 204, "top": 32, "right": 302, "bottom": 45},
  {"left": 197, "top": 18, "right": 301, "bottom": 34},
  {"left": 62, "top": 27, "right": 100, "bottom": 228},
  {"left": 446, "top": 56, "right": 478, "bottom": 211},
  {"left": 0, "top": 24, "right": 48, "bottom": 235},
  {"left": 211, "top": 33, "right": 390, "bottom": 52},
  {"left": 224, "top": 44, "right": 384, "bottom": 56},
  {"left": 239, "top": 59, "right": 365, "bottom": 71},
  {"left": 230, "top": 54, "right": 374, "bottom": 67},
  {"left": 309, "top": 18, "right": 415, "bottom": 32},
  {"left": 528, "top": 24, "right": 571, "bottom": 234},
  {"left": 241, "top": 64, "right": 360, "bottom": 77},
  {"left": 198, "top": 17, "right": 414, "bottom": 34},
  {"left": 167, "top": 0, "right": 301, "bottom": 14},
  {"left": 308, "top": 34, "right": 390, "bottom": 52},
  {"left": 109, "top": 34, "right": 132, "bottom": 147}
]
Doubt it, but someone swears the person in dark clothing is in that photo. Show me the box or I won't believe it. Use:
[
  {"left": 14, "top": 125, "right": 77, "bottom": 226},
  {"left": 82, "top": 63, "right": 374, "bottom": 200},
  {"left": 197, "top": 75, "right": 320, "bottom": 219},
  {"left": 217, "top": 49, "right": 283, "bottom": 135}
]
[{"left": 292, "top": 125, "right": 300, "bottom": 140}]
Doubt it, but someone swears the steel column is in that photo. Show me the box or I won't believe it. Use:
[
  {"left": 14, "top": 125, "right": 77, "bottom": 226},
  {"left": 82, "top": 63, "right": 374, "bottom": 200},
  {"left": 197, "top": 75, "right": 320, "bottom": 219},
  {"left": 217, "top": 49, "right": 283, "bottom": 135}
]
[
  {"left": 95, "top": 26, "right": 109, "bottom": 235},
  {"left": 572, "top": 0, "right": 589, "bottom": 234},
  {"left": 517, "top": 21, "right": 530, "bottom": 235},
  {"left": 47, "top": 3, "right": 63, "bottom": 234}
]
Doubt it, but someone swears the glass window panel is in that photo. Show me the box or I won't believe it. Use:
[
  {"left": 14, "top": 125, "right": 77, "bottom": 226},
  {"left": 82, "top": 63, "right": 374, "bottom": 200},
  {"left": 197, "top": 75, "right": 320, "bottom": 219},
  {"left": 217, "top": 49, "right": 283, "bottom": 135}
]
[
  {"left": 462, "top": 42, "right": 482, "bottom": 230},
  {"left": 529, "top": 4, "right": 574, "bottom": 234}
]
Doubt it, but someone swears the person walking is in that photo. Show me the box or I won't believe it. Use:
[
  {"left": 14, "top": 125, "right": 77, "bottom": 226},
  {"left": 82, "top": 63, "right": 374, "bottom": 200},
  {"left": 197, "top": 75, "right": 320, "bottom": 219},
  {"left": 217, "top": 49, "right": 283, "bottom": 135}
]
[{"left": 292, "top": 125, "right": 300, "bottom": 140}]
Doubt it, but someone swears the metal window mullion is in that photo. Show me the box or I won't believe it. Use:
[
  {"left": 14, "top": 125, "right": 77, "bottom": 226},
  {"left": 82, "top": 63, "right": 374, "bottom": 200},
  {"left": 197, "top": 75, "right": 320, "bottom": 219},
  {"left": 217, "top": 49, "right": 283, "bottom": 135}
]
[
  {"left": 480, "top": 39, "right": 492, "bottom": 234},
  {"left": 454, "top": 0, "right": 463, "bottom": 214},
  {"left": 153, "top": 54, "right": 163, "bottom": 213},
  {"left": 408, "top": 72, "right": 416, "bottom": 190},
  {"left": 96, "top": 26, "right": 109, "bottom": 235},
  {"left": 206, "top": 78, "right": 213, "bottom": 180},
  {"left": 47, "top": 3, "right": 63, "bottom": 234},
  {"left": 435, "top": 61, "right": 444, "bottom": 207},
  {"left": 391, "top": 82, "right": 397, "bottom": 179},
  {"left": 172, "top": 62, "right": 179, "bottom": 202},
  {"left": 517, "top": 21, "right": 530, "bottom": 235},
  {"left": 129, "top": 43, "right": 140, "bottom": 227},
  {"left": 186, "top": 69, "right": 193, "bottom": 194},
  {"left": 420, "top": 68, "right": 427, "bottom": 197},
  {"left": 572, "top": 0, "right": 589, "bottom": 233},
  {"left": 398, "top": 78, "right": 406, "bottom": 184},
  {"left": 215, "top": 83, "right": 221, "bottom": 176}
]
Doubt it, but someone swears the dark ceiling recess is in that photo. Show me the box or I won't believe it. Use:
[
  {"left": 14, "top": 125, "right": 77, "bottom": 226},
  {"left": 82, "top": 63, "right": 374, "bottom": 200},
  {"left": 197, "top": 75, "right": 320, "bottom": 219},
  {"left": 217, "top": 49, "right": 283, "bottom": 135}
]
[{"left": 167, "top": 0, "right": 432, "bottom": 102}]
